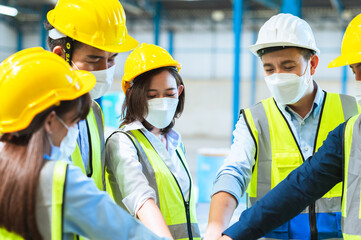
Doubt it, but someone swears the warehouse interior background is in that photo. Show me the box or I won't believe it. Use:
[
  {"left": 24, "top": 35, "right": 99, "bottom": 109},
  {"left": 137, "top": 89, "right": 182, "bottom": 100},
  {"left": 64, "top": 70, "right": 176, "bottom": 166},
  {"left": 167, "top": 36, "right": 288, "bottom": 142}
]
[{"left": 1, "top": 0, "right": 360, "bottom": 234}]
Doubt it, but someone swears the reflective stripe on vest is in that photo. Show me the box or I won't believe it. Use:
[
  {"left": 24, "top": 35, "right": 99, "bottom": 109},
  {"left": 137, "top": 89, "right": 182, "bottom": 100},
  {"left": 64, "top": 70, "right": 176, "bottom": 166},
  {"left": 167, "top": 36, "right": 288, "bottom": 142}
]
[
  {"left": 52, "top": 161, "right": 68, "bottom": 240},
  {"left": 110, "top": 129, "right": 200, "bottom": 240},
  {"left": 0, "top": 161, "right": 68, "bottom": 240},
  {"left": 71, "top": 101, "right": 105, "bottom": 191},
  {"left": 244, "top": 93, "right": 357, "bottom": 210},
  {"left": 342, "top": 114, "right": 361, "bottom": 239}
]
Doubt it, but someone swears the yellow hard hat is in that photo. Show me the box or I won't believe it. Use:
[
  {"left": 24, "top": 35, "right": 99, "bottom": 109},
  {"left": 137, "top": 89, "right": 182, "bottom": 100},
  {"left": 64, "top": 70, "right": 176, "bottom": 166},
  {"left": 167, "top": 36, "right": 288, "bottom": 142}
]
[
  {"left": 122, "top": 43, "right": 182, "bottom": 93},
  {"left": 328, "top": 13, "right": 361, "bottom": 68},
  {"left": 0, "top": 47, "right": 95, "bottom": 133},
  {"left": 47, "top": 0, "right": 139, "bottom": 53}
]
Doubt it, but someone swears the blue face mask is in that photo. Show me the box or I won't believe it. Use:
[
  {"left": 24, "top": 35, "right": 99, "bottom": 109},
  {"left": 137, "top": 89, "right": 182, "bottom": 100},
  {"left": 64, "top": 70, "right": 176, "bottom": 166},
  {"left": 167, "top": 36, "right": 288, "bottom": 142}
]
[{"left": 45, "top": 115, "right": 79, "bottom": 161}]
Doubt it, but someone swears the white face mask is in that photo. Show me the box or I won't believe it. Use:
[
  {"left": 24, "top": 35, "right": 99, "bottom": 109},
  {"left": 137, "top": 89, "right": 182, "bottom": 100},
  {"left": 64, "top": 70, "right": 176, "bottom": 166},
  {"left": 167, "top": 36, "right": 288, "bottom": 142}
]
[
  {"left": 264, "top": 60, "right": 313, "bottom": 105},
  {"left": 352, "top": 81, "right": 361, "bottom": 105},
  {"left": 145, "top": 97, "right": 179, "bottom": 129},
  {"left": 89, "top": 65, "right": 116, "bottom": 99},
  {"left": 46, "top": 115, "right": 79, "bottom": 161}
]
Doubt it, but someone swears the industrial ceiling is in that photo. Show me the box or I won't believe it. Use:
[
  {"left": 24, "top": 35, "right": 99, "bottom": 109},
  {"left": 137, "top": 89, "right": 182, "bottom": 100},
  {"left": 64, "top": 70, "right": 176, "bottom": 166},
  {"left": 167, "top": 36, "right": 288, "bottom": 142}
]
[{"left": 1, "top": 0, "right": 361, "bottom": 24}]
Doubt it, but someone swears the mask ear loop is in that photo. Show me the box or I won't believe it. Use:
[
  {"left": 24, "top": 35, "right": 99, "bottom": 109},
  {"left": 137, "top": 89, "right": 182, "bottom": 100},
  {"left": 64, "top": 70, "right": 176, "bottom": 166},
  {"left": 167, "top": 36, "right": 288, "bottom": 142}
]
[
  {"left": 302, "top": 59, "right": 311, "bottom": 76},
  {"left": 55, "top": 115, "right": 70, "bottom": 130}
]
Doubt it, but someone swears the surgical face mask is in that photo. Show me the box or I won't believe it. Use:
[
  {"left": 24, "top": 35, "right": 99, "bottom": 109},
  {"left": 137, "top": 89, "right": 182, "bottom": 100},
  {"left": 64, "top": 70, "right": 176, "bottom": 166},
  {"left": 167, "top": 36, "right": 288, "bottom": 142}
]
[
  {"left": 46, "top": 115, "right": 79, "bottom": 161},
  {"left": 145, "top": 97, "right": 179, "bottom": 129},
  {"left": 89, "top": 65, "right": 116, "bottom": 99},
  {"left": 264, "top": 60, "right": 313, "bottom": 105},
  {"left": 352, "top": 81, "right": 361, "bottom": 105}
]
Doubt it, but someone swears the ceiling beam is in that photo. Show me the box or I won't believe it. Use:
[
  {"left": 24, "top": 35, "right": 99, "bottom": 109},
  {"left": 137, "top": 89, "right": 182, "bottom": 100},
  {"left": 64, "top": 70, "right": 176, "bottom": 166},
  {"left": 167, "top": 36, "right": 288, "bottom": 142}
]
[
  {"left": 122, "top": 0, "right": 155, "bottom": 16},
  {"left": 253, "top": 0, "right": 282, "bottom": 10},
  {"left": 330, "top": 0, "right": 343, "bottom": 14}
]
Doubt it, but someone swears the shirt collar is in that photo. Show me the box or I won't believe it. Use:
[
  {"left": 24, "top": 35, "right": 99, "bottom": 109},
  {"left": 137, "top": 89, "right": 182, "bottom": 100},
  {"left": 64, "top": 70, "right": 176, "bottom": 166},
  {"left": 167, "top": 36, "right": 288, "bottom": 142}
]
[
  {"left": 121, "top": 120, "right": 145, "bottom": 131},
  {"left": 277, "top": 81, "right": 324, "bottom": 120}
]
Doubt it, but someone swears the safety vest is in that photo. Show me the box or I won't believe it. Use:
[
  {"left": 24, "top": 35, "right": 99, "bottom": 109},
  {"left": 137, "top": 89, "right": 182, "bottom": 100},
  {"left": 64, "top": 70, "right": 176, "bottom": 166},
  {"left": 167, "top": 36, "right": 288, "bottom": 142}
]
[
  {"left": 342, "top": 114, "right": 361, "bottom": 239},
  {"left": 71, "top": 101, "right": 105, "bottom": 191},
  {"left": 106, "top": 129, "right": 200, "bottom": 240},
  {"left": 243, "top": 92, "right": 359, "bottom": 239},
  {"left": 0, "top": 160, "right": 68, "bottom": 240}
]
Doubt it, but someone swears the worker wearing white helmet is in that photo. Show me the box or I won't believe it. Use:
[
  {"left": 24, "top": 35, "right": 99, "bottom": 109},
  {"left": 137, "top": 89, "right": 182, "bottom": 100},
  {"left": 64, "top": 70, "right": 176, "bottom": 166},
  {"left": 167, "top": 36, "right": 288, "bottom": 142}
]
[
  {"left": 205, "top": 13, "right": 360, "bottom": 240},
  {"left": 213, "top": 13, "right": 361, "bottom": 240}
]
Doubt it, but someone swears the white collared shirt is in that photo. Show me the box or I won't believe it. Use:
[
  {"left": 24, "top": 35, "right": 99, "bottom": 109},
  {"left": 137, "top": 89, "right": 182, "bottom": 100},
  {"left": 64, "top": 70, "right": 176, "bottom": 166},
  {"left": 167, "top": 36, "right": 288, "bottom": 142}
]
[{"left": 106, "top": 121, "right": 190, "bottom": 216}]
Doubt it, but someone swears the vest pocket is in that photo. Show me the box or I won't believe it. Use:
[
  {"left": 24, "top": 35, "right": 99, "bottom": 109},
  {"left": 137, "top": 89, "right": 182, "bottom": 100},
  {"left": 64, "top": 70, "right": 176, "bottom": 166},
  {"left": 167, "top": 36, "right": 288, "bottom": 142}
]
[{"left": 272, "top": 152, "right": 302, "bottom": 188}]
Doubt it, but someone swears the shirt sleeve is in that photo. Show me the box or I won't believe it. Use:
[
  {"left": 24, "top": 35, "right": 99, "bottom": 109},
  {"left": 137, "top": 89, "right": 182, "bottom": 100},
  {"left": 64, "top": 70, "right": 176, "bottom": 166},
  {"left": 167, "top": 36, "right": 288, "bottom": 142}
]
[
  {"left": 63, "top": 164, "right": 167, "bottom": 240},
  {"left": 105, "top": 132, "right": 156, "bottom": 216},
  {"left": 223, "top": 122, "right": 345, "bottom": 240},
  {"left": 212, "top": 114, "right": 256, "bottom": 205}
]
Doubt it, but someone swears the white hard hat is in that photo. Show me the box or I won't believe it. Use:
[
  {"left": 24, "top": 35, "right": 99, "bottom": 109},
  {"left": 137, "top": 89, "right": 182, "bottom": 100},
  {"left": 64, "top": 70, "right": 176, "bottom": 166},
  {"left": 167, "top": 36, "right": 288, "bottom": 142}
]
[{"left": 249, "top": 13, "right": 320, "bottom": 56}]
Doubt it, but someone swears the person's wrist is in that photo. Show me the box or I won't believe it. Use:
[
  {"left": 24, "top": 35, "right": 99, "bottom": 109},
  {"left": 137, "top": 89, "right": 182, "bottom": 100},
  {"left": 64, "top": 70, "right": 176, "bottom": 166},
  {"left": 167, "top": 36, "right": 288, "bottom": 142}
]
[
  {"left": 204, "top": 223, "right": 223, "bottom": 240},
  {"left": 218, "top": 235, "right": 232, "bottom": 240}
]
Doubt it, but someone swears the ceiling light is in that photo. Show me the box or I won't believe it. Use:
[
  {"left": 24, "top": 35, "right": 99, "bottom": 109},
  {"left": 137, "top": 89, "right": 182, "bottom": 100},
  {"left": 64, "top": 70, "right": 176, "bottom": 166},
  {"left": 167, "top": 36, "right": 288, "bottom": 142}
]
[
  {"left": 0, "top": 4, "right": 18, "bottom": 17},
  {"left": 212, "top": 10, "right": 225, "bottom": 22}
]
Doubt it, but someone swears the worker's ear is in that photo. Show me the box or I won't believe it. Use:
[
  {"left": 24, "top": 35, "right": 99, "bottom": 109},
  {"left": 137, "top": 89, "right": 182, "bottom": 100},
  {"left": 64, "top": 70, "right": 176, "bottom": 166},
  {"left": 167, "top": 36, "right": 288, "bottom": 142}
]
[
  {"left": 310, "top": 54, "right": 319, "bottom": 76},
  {"left": 178, "top": 85, "right": 184, "bottom": 97},
  {"left": 44, "top": 111, "right": 57, "bottom": 135},
  {"left": 53, "top": 46, "right": 65, "bottom": 59}
]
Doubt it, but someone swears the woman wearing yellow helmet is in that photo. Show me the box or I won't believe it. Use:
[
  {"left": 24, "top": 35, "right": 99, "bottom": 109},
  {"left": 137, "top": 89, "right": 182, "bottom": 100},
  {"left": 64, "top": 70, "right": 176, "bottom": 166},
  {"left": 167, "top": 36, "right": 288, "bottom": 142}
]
[
  {"left": 0, "top": 47, "right": 167, "bottom": 240},
  {"left": 105, "top": 43, "right": 200, "bottom": 240}
]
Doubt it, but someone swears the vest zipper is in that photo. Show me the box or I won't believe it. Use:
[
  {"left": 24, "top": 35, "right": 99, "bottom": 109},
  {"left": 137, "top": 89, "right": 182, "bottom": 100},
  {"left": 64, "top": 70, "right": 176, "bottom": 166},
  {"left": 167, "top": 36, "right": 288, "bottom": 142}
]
[
  {"left": 85, "top": 119, "right": 93, "bottom": 177},
  {"left": 308, "top": 92, "right": 326, "bottom": 240},
  {"left": 169, "top": 171, "right": 193, "bottom": 240},
  {"left": 175, "top": 149, "right": 194, "bottom": 240},
  {"left": 309, "top": 203, "right": 318, "bottom": 240}
]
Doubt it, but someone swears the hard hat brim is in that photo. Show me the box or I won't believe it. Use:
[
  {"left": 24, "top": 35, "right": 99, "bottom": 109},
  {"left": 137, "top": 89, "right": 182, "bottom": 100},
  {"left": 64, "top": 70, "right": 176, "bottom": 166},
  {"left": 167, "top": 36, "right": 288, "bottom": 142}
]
[
  {"left": 111, "top": 34, "right": 139, "bottom": 53},
  {"left": 122, "top": 62, "right": 182, "bottom": 94},
  {"left": 249, "top": 42, "right": 320, "bottom": 57},
  {"left": 0, "top": 70, "right": 95, "bottom": 133},
  {"left": 47, "top": 10, "right": 139, "bottom": 53},
  {"left": 328, "top": 53, "right": 361, "bottom": 68}
]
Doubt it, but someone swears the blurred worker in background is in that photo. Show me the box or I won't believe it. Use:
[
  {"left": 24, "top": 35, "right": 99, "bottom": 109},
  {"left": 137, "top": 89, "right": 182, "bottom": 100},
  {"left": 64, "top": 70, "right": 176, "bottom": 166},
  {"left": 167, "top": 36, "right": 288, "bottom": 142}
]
[
  {"left": 218, "top": 13, "right": 361, "bottom": 240},
  {"left": 44, "top": 0, "right": 138, "bottom": 190},
  {"left": 328, "top": 14, "right": 361, "bottom": 104},
  {"left": 205, "top": 13, "right": 360, "bottom": 240},
  {"left": 0, "top": 47, "right": 167, "bottom": 240},
  {"left": 105, "top": 43, "right": 200, "bottom": 240}
]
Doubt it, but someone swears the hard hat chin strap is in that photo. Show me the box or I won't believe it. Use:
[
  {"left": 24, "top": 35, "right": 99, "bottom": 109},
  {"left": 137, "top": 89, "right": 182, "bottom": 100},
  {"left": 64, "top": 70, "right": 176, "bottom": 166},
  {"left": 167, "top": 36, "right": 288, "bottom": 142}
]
[
  {"left": 48, "top": 29, "right": 74, "bottom": 66},
  {"left": 64, "top": 37, "right": 74, "bottom": 66}
]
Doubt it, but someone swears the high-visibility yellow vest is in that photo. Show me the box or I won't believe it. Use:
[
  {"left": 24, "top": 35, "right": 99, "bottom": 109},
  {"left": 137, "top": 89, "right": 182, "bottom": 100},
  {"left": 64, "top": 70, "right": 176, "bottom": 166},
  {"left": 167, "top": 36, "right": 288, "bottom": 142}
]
[
  {"left": 0, "top": 161, "right": 68, "bottom": 240},
  {"left": 342, "top": 114, "right": 361, "bottom": 239},
  {"left": 243, "top": 93, "right": 359, "bottom": 239},
  {"left": 106, "top": 129, "right": 200, "bottom": 240},
  {"left": 71, "top": 101, "right": 105, "bottom": 191}
]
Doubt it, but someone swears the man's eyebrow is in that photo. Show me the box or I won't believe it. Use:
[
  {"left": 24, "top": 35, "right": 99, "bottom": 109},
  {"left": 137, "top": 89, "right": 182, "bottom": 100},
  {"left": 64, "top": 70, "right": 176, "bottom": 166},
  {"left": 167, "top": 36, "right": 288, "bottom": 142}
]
[
  {"left": 263, "top": 63, "right": 273, "bottom": 68},
  {"left": 280, "top": 60, "right": 297, "bottom": 65}
]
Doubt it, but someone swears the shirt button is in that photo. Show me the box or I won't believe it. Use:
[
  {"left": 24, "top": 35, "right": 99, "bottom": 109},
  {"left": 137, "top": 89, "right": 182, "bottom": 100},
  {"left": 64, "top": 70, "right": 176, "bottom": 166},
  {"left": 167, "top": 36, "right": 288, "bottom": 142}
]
[
  {"left": 304, "top": 146, "right": 309, "bottom": 151},
  {"left": 301, "top": 121, "right": 305, "bottom": 126}
]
